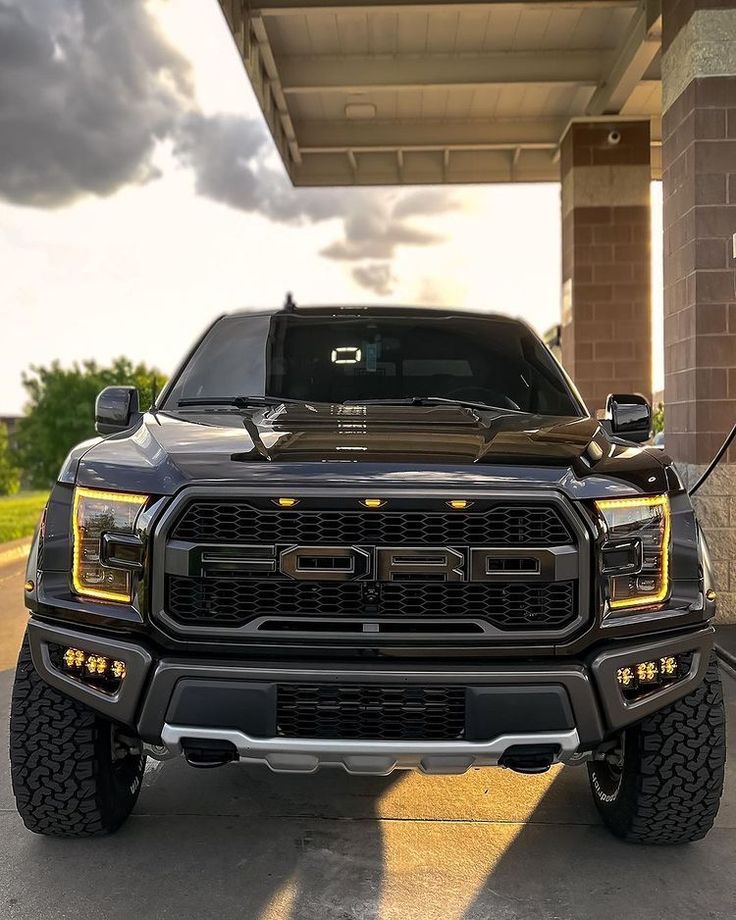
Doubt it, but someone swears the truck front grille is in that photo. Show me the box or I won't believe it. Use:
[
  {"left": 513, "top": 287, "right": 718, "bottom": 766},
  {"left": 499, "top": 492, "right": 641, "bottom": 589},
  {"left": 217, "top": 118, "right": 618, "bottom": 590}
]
[
  {"left": 166, "top": 576, "right": 576, "bottom": 630},
  {"left": 171, "top": 501, "right": 572, "bottom": 546},
  {"left": 156, "top": 492, "right": 587, "bottom": 641},
  {"left": 276, "top": 684, "right": 466, "bottom": 740}
]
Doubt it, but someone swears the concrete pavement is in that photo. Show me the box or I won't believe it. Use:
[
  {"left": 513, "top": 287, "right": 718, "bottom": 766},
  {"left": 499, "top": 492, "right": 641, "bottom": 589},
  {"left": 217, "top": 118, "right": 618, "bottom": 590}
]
[{"left": 0, "top": 553, "right": 734, "bottom": 920}]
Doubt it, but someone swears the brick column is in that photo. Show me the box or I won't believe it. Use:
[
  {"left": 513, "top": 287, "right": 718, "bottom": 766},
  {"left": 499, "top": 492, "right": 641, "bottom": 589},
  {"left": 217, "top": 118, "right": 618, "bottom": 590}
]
[
  {"left": 662, "top": 2, "right": 736, "bottom": 621},
  {"left": 560, "top": 121, "right": 652, "bottom": 414}
]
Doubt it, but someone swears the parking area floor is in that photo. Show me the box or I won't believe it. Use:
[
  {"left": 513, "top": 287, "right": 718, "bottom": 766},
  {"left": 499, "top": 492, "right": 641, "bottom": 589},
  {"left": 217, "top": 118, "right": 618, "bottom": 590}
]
[{"left": 1, "top": 554, "right": 734, "bottom": 920}]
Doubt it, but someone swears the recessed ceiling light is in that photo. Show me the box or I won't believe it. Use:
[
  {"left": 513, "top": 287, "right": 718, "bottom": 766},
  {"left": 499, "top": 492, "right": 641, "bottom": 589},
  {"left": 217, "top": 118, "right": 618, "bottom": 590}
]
[{"left": 345, "top": 103, "right": 376, "bottom": 120}]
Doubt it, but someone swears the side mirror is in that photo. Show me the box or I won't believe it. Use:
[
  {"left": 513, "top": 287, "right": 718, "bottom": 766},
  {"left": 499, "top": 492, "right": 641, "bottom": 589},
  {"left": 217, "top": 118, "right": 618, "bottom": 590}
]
[
  {"left": 95, "top": 386, "right": 142, "bottom": 435},
  {"left": 604, "top": 393, "right": 651, "bottom": 444}
]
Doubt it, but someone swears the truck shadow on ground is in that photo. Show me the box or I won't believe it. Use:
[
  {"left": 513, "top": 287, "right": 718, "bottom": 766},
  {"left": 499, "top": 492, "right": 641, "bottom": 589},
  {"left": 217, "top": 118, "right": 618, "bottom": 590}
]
[
  {"left": 16, "top": 756, "right": 732, "bottom": 920},
  {"left": 1, "top": 670, "right": 734, "bottom": 920}
]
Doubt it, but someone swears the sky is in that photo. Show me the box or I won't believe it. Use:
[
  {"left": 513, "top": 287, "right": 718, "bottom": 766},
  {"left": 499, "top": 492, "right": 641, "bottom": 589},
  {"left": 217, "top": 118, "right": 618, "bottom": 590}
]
[{"left": 0, "top": 0, "right": 663, "bottom": 416}]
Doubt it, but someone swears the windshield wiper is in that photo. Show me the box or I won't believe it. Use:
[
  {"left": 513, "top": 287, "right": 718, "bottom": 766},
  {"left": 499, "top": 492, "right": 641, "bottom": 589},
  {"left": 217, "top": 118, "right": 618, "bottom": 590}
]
[
  {"left": 177, "top": 395, "right": 311, "bottom": 409},
  {"left": 342, "top": 396, "right": 525, "bottom": 414}
]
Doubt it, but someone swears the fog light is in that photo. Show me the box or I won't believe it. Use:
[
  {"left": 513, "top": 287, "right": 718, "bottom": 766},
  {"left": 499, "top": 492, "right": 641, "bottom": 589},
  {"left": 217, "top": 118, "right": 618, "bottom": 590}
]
[
  {"left": 111, "top": 660, "right": 127, "bottom": 679},
  {"left": 60, "top": 646, "right": 126, "bottom": 692},
  {"left": 616, "top": 667, "right": 635, "bottom": 688},
  {"left": 616, "top": 653, "right": 689, "bottom": 700},
  {"left": 63, "top": 647, "right": 85, "bottom": 669},
  {"left": 86, "top": 655, "right": 108, "bottom": 675},
  {"left": 660, "top": 656, "right": 678, "bottom": 677},
  {"left": 636, "top": 661, "right": 659, "bottom": 683}
]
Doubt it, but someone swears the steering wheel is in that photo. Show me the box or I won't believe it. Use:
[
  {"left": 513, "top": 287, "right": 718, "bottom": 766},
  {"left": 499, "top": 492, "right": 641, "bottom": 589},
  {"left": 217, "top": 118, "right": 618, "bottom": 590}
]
[{"left": 444, "top": 386, "right": 521, "bottom": 411}]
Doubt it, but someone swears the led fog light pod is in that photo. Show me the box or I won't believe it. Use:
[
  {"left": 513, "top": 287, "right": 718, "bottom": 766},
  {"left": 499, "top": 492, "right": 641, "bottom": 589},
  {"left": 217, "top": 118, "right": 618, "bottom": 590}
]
[{"left": 63, "top": 648, "right": 85, "bottom": 669}]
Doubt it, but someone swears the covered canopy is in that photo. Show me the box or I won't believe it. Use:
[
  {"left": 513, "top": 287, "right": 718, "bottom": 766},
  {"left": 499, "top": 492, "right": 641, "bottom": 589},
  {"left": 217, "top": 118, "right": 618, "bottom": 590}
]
[{"left": 217, "top": 0, "right": 662, "bottom": 185}]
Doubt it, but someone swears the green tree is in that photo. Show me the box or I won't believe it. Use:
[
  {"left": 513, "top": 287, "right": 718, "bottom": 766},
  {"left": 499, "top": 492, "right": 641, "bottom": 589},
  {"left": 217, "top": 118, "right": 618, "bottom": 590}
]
[
  {"left": 652, "top": 401, "right": 664, "bottom": 436},
  {"left": 0, "top": 423, "right": 21, "bottom": 496},
  {"left": 14, "top": 358, "right": 166, "bottom": 488}
]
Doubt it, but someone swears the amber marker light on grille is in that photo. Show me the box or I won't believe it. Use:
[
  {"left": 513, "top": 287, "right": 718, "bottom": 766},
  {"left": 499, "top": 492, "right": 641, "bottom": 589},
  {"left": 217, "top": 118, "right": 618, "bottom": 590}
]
[
  {"left": 361, "top": 498, "right": 385, "bottom": 508},
  {"left": 447, "top": 500, "right": 470, "bottom": 510},
  {"left": 275, "top": 498, "right": 299, "bottom": 507},
  {"left": 72, "top": 487, "right": 148, "bottom": 603},
  {"left": 595, "top": 494, "right": 671, "bottom": 610}
]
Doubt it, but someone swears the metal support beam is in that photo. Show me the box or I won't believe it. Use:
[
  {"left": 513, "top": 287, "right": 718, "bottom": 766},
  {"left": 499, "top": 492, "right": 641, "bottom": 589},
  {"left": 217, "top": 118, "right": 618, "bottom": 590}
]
[
  {"left": 218, "top": 1, "right": 302, "bottom": 167},
  {"left": 280, "top": 52, "right": 602, "bottom": 94},
  {"left": 250, "top": 13, "right": 302, "bottom": 164},
  {"left": 586, "top": 1, "right": 662, "bottom": 116},
  {"left": 292, "top": 147, "right": 562, "bottom": 186},
  {"left": 295, "top": 117, "right": 567, "bottom": 150},
  {"left": 255, "top": 1, "right": 638, "bottom": 15}
]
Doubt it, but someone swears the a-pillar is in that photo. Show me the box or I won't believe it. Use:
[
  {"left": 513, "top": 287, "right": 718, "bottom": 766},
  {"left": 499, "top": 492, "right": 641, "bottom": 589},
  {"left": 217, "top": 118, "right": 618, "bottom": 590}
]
[
  {"left": 560, "top": 121, "right": 652, "bottom": 414},
  {"left": 662, "top": 2, "right": 736, "bottom": 621}
]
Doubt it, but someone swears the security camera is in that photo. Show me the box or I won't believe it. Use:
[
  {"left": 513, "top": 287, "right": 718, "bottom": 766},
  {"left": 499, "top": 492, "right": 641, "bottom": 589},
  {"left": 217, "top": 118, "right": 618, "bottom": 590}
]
[{"left": 607, "top": 129, "right": 622, "bottom": 146}]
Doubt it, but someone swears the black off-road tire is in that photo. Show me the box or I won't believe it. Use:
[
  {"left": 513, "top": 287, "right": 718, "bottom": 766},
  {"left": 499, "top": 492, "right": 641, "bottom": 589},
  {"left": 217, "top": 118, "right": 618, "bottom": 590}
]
[
  {"left": 588, "top": 653, "right": 726, "bottom": 845},
  {"left": 9, "top": 634, "right": 145, "bottom": 837}
]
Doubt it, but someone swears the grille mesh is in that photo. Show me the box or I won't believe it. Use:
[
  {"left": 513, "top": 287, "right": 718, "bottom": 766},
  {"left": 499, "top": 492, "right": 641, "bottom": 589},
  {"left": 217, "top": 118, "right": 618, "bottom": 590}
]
[
  {"left": 171, "top": 502, "right": 572, "bottom": 547},
  {"left": 166, "top": 576, "right": 576, "bottom": 630},
  {"left": 276, "top": 684, "right": 466, "bottom": 740}
]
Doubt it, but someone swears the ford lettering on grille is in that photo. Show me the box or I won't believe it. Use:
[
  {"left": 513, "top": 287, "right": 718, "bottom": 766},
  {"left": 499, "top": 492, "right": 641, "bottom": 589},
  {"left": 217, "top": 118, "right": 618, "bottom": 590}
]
[{"left": 193, "top": 544, "right": 577, "bottom": 583}]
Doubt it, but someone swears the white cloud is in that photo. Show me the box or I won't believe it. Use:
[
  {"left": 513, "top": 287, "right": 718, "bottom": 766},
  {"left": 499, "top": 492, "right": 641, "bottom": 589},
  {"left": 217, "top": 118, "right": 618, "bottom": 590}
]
[{"left": 0, "top": 0, "right": 593, "bottom": 414}]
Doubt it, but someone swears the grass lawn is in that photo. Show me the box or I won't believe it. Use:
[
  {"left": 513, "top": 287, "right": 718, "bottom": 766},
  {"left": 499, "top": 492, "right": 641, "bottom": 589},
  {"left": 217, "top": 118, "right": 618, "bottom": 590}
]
[{"left": 0, "top": 491, "right": 48, "bottom": 544}]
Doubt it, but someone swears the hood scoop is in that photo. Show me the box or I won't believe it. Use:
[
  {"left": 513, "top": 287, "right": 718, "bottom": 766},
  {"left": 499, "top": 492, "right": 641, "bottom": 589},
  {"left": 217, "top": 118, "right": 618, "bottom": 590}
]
[{"left": 265, "top": 403, "right": 485, "bottom": 428}]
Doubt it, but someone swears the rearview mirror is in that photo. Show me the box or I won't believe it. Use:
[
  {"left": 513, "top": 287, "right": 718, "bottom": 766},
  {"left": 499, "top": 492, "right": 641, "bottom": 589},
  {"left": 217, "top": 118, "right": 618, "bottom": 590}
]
[
  {"left": 603, "top": 393, "right": 651, "bottom": 444},
  {"left": 95, "top": 386, "right": 142, "bottom": 435}
]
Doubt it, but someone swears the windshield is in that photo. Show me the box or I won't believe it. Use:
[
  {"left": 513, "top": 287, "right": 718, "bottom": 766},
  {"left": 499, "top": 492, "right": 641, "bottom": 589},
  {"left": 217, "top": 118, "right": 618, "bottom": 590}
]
[{"left": 164, "top": 312, "right": 584, "bottom": 417}]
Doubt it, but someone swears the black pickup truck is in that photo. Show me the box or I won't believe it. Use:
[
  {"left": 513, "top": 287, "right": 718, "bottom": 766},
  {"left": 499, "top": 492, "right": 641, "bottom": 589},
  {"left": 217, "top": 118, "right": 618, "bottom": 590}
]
[{"left": 10, "top": 305, "right": 724, "bottom": 843}]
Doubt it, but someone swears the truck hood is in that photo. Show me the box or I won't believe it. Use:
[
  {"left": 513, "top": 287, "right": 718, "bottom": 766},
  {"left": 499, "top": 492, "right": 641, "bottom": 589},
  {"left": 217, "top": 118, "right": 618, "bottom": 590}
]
[{"left": 74, "top": 404, "right": 674, "bottom": 499}]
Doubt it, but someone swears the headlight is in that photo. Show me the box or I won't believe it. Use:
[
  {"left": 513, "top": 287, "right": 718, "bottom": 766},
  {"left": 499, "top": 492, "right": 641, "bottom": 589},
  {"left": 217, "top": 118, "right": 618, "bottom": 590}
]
[
  {"left": 595, "top": 495, "right": 670, "bottom": 611},
  {"left": 72, "top": 487, "right": 148, "bottom": 603}
]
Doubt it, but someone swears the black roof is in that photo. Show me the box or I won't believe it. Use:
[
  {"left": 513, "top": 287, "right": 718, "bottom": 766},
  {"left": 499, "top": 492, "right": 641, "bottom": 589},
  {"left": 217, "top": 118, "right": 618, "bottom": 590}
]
[{"left": 228, "top": 304, "right": 527, "bottom": 324}]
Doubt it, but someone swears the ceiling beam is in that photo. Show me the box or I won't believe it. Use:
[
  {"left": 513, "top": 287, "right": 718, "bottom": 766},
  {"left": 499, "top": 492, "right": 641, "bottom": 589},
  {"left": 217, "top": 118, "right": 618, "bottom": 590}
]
[
  {"left": 280, "top": 51, "right": 602, "bottom": 94},
  {"left": 292, "top": 147, "right": 563, "bottom": 187},
  {"left": 218, "top": 1, "right": 302, "bottom": 167},
  {"left": 295, "top": 117, "right": 567, "bottom": 149},
  {"left": 250, "top": 13, "right": 302, "bottom": 163},
  {"left": 255, "top": 1, "right": 638, "bottom": 16},
  {"left": 586, "top": 0, "right": 662, "bottom": 115}
]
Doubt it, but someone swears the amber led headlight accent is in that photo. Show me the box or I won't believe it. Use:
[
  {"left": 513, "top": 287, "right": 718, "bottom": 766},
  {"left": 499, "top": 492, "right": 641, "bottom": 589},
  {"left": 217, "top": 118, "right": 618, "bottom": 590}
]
[
  {"left": 72, "top": 487, "right": 148, "bottom": 603},
  {"left": 595, "top": 495, "right": 671, "bottom": 611}
]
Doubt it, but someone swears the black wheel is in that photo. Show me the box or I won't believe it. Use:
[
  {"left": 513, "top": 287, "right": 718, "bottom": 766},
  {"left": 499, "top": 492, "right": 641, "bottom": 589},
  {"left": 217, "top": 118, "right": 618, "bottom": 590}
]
[
  {"left": 588, "top": 653, "right": 726, "bottom": 845},
  {"left": 9, "top": 633, "right": 145, "bottom": 837}
]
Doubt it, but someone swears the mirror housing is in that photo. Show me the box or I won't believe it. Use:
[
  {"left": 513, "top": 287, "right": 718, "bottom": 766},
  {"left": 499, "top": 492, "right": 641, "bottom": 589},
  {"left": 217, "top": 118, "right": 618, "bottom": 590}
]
[
  {"left": 95, "top": 386, "right": 142, "bottom": 435},
  {"left": 603, "top": 393, "right": 651, "bottom": 444}
]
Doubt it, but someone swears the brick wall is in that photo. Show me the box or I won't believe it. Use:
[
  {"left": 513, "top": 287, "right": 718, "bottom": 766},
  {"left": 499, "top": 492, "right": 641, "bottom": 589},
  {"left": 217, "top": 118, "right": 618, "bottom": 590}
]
[
  {"left": 677, "top": 463, "right": 736, "bottom": 622},
  {"left": 662, "top": 75, "right": 736, "bottom": 464},
  {"left": 560, "top": 122, "right": 652, "bottom": 413},
  {"left": 662, "top": 2, "right": 736, "bottom": 624}
]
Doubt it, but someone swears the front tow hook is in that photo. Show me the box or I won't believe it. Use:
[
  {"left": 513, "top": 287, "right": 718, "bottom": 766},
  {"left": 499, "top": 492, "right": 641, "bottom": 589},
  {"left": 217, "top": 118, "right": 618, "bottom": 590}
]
[
  {"left": 498, "top": 744, "right": 561, "bottom": 774},
  {"left": 181, "top": 738, "right": 239, "bottom": 769}
]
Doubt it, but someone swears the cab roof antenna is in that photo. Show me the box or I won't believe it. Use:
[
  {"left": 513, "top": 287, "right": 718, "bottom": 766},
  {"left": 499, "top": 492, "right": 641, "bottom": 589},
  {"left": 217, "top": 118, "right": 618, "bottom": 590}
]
[{"left": 283, "top": 292, "right": 296, "bottom": 313}]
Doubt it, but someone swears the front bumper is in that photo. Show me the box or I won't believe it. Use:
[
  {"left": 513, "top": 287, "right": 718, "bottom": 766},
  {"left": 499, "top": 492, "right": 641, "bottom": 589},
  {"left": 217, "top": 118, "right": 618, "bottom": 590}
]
[{"left": 26, "top": 618, "right": 715, "bottom": 775}]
